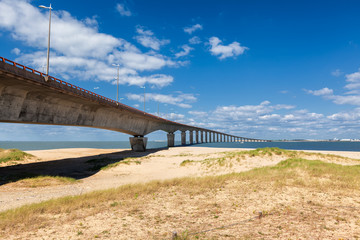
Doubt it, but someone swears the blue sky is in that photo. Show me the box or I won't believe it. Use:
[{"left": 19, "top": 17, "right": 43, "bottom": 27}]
[{"left": 1, "top": 0, "right": 360, "bottom": 141}]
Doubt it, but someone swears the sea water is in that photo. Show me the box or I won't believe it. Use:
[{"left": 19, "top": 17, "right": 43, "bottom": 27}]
[{"left": 1, "top": 141, "right": 360, "bottom": 152}]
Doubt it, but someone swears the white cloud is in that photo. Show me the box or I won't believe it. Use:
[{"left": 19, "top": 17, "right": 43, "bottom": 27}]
[
  {"left": 134, "top": 26, "right": 170, "bottom": 51},
  {"left": 175, "top": 45, "right": 193, "bottom": 58},
  {"left": 126, "top": 92, "right": 196, "bottom": 108},
  {"left": 208, "top": 37, "right": 248, "bottom": 60},
  {"left": 189, "top": 36, "right": 201, "bottom": 45},
  {"left": 184, "top": 24, "right": 202, "bottom": 34},
  {"left": 345, "top": 70, "right": 360, "bottom": 90},
  {"left": 306, "top": 87, "right": 333, "bottom": 96},
  {"left": 161, "top": 113, "right": 185, "bottom": 121},
  {"left": 188, "top": 111, "right": 208, "bottom": 118},
  {"left": 116, "top": 3, "right": 132, "bottom": 17},
  {"left": 0, "top": 0, "right": 180, "bottom": 89},
  {"left": 11, "top": 47, "right": 20, "bottom": 55}
]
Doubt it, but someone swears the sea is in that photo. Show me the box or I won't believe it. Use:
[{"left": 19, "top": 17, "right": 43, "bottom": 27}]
[{"left": 1, "top": 141, "right": 360, "bottom": 152}]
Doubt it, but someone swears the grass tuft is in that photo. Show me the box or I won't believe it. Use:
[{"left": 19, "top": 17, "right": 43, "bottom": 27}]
[
  {"left": 0, "top": 148, "right": 34, "bottom": 164},
  {"left": 9, "top": 176, "right": 77, "bottom": 188}
]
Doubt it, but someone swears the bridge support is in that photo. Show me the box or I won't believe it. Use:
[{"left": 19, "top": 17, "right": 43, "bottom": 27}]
[
  {"left": 129, "top": 136, "right": 148, "bottom": 152},
  {"left": 189, "top": 131, "right": 194, "bottom": 144},
  {"left": 181, "top": 131, "right": 186, "bottom": 145},
  {"left": 167, "top": 133, "right": 175, "bottom": 147},
  {"left": 196, "top": 131, "right": 199, "bottom": 144}
]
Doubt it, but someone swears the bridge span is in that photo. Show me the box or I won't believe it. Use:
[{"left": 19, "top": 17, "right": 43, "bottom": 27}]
[{"left": 0, "top": 57, "right": 270, "bottom": 151}]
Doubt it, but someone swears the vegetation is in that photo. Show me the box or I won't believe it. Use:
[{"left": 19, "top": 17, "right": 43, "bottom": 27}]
[
  {"left": 0, "top": 148, "right": 33, "bottom": 164},
  {"left": 9, "top": 176, "right": 77, "bottom": 188},
  {"left": 86, "top": 157, "right": 141, "bottom": 171},
  {"left": 183, "top": 147, "right": 359, "bottom": 168},
  {"left": 1, "top": 156, "right": 360, "bottom": 238}
]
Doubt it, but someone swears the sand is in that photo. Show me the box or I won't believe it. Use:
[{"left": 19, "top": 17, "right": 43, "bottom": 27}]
[
  {"left": 1, "top": 146, "right": 360, "bottom": 239},
  {"left": 1, "top": 146, "right": 359, "bottom": 212}
]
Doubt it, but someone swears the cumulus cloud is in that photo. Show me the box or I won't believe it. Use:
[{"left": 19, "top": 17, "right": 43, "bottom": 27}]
[
  {"left": 175, "top": 45, "right": 193, "bottom": 58},
  {"left": 189, "top": 36, "right": 201, "bottom": 45},
  {"left": 184, "top": 24, "right": 202, "bottom": 34},
  {"left": 307, "top": 68, "right": 360, "bottom": 106},
  {"left": 126, "top": 92, "right": 197, "bottom": 108},
  {"left": 0, "top": 0, "right": 180, "bottom": 89},
  {"left": 306, "top": 87, "right": 334, "bottom": 96},
  {"left": 116, "top": 3, "right": 132, "bottom": 17},
  {"left": 188, "top": 111, "right": 208, "bottom": 118},
  {"left": 134, "top": 26, "right": 170, "bottom": 51},
  {"left": 182, "top": 101, "right": 360, "bottom": 140},
  {"left": 11, "top": 47, "right": 20, "bottom": 55},
  {"left": 345, "top": 70, "right": 360, "bottom": 90},
  {"left": 208, "top": 37, "right": 248, "bottom": 60}
]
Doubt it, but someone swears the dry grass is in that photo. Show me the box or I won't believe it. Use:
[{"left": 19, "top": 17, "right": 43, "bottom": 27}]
[
  {"left": 0, "top": 148, "right": 34, "bottom": 164},
  {"left": 6, "top": 176, "right": 77, "bottom": 188},
  {"left": 181, "top": 147, "right": 360, "bottom": 168},
  {"left": 1, "top": 155, "right": 360, "bottom": 239}
]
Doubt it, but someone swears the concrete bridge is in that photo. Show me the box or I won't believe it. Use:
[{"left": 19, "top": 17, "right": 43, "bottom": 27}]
[{"left": 0, "top": 57, "right": 270, "bottom": 151}]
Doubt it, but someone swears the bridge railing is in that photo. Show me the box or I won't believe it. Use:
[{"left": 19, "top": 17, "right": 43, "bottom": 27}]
[
  {"left": 1, "top": 56, "right": 272, "bottom": 141},
  {"left": 0, "top": 56, "right": 206, "bottom": 131}
]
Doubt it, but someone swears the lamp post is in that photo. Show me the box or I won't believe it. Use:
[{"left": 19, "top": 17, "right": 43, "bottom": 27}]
[
  {"left": 112, "top": 64, "right": 120, "bottom": 102},
  {"left": 141, "top": 86, "right": 146, "bottom": 112},
  {"left": 39, "top": 4, "right": 52, "bottom": 81}
]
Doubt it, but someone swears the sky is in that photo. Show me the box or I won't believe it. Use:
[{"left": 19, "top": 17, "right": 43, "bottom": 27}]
[{"left": 1, "top": 0, "right": 360, "bottom": 141}]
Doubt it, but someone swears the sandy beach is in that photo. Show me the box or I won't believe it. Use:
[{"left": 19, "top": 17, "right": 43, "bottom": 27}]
[
  {"left": 1, "top": 146, "right": 360, "bottom": 212},
  {"left": 2, "top": 146, "right": 360, "bottom": 239}
]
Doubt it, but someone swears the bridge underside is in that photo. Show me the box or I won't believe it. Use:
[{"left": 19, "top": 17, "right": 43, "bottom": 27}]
[{"left": 0, "top": 59, "right": 268, "bottom": 151}]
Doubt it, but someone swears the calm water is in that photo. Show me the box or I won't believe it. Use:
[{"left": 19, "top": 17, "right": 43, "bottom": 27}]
[{"left": 1, "top": 141, "right": 360, "bottom": 152}]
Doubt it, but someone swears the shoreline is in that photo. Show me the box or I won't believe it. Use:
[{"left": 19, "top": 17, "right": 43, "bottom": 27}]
[{"left": 1, "top": 146, "right": 360, "bottom": 212}]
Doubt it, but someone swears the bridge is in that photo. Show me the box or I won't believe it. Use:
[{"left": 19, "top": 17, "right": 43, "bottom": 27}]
[{"left": 0, "top": 57, "right": 270, "bottom": 151}]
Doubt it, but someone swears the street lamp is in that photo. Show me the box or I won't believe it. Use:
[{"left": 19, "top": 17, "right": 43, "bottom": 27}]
[
  {"left": 112, "top": 63, "right": 120, "bottom": 102},
  {"left": 39, "top": 4, "right": 52, "bottom": 81},
  {"left": 141, "top": 86, "right": 145, "bottom": 112}
]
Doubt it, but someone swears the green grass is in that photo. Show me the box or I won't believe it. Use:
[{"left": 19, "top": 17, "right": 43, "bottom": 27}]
[
  {"left": 180, "top": 160, "right": 194, "bottom": 166},
  {"left": 0, "top": 148, "right": 34, "bottom": 164}
]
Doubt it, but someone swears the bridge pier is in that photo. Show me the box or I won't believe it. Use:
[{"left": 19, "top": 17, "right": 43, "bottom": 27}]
[
  {"left": 196, "top": 131, "right": 199, "bottom": 144},
  {"left": 167, "top": 133, "right": 175, "bottom": 147},
  {"left": 189, "top": 131, "right": 194, "bottom": 144},
  {"left": 181, "top": 131, "right": 186, "bottom": 146},
  {"left": 201, "top": 131, "right": 204, "bottom": 143},
  {"left": 129, "top": 136, "right": 148, "bottom": 152}
]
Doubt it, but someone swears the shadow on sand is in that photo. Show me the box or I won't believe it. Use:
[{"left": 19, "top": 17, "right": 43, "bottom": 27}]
[{"left": 0, "top": 147, "right": 167, "bottom": 186}]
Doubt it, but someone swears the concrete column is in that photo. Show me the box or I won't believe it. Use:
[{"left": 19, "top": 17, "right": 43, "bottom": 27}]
[
  {"left": 189, "top": 131, "right": 194, "bottom": 144},
  {"left": 196, "top": 131, "right": 199, "bottom": 144},
  {"left": 181, "top": 131, "right": 186, "bottom": 145},
  {"left": 217, "top": 133, "right": 219, "bottom": 142},
  {"left": 167, "top": 132, "right": 175, "bottom": 147},
  {"left": 205, "top": 132, "right": 208, "bottom": 143},
  {"left": 209, "top": 132, "right": 212, "bottom": 143},
  {"left": 129, "top": 136, "right": 148, "bottom": 152},
  {"left": 200, "top": 131, "right": 204, "bottom": 143}
]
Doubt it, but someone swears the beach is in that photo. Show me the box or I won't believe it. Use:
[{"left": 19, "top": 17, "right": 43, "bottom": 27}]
[
  {"left": 1, "top": 146, "right": 360, "bottom": 239},
  {"left": 1, "top": 146, "right": 359, "bottom": 211}
]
